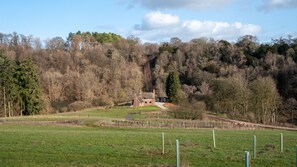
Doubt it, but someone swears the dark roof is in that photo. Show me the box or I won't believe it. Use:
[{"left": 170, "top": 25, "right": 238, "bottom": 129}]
[
  {"left": 142, "top": 92, "right": 154, "bottom": 99},
  {"left": 137, "top": 97, "right": 144, "bottom": 102}
]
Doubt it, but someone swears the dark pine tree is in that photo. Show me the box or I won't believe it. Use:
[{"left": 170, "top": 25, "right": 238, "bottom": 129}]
[
  {"left": 15, "top": 58, "right": 43, "bottom": 115},
  {"left": 0, "top": 51, "right": 19, "bottom": 117},
  {"left": 166, "top": 71, "right": 180, "bottom": 103}
]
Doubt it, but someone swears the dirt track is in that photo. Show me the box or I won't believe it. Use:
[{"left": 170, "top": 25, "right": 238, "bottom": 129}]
[{"left": 155, "top": 102, "right": 168, "bottom": 110}]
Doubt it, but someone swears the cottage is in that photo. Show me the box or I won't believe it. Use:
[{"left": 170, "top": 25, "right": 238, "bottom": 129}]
[{"left": 133, "top": 90, "right": 155, "bottom": 107}]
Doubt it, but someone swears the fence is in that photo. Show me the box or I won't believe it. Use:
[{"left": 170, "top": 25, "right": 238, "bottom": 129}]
[
  {"left": 164, "top": 131, "right": 296, "bottom": 167},
  {"left": 96, "top": 119, "right": 258, "bottom": 129},
  {"left": 94, "top": 115, "right": 297, "bottom": 131}
]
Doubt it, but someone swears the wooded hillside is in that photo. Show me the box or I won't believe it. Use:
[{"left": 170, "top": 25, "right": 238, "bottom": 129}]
[{"left": 0, "top": 32, "right": 296, "bottom": 125}]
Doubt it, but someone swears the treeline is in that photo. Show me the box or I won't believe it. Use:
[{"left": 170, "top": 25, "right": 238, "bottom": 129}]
[{"left": 0, "top": 32, "right": 296, "bottom": 125}]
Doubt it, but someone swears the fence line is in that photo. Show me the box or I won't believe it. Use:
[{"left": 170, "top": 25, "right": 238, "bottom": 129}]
[
  {"left": 207, "top": 114, "right": 297, "bottom": 131},
  {"left": 94, "top": 118, "right": 297, "bottom": 130},
  {"left": 96, "top": 119, "right": 258, "bottom": 129}
]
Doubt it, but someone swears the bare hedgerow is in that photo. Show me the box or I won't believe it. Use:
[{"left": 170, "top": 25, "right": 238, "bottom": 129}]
[
  {"left": 68, "top": 101, "right": 93, "bottom": 111},
  {"left": 170, "top": 100, "right": 206, "bottom": 120}
]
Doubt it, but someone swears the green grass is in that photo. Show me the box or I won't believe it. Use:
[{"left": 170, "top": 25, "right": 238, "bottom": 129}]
[
  {"left": 65, "top": 105, "right": 160, "bottom": 119},
  {"left": 0, "top": 106, "right": 296, "bottom": 166},
  {"left": 0, "top": 124, "right": 296, "bottom": 166},
  {"left": 0, "top": 105, "right": 160, "bottom": 122}
]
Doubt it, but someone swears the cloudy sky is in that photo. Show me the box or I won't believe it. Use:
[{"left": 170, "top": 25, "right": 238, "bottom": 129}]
[{"left": 0, "top": 0, "right": 296, "bottom": 43}]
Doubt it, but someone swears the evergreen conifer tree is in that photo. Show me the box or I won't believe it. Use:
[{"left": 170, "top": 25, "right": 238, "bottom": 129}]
[
  {"left": 15, "top": 58, "right": 43, "bottom": 115},
  {"left": 166, "top": 71, "right": 180, "bottom": 103}
]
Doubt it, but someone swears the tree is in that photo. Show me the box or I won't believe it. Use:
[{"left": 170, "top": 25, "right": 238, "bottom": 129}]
[
  {"left": 46, "top": 37, "right": 65, "bottom": 51},
  {"left": 0, "top": 51, "right": 43, "bottom": 116},
  {"left": 15, "top": 58, "right": 43, "bottom": 115},
  {"left": 0, "top": 50, "right": 19, "bottom": 117},
  {"left": 280, "top": 98, "right": 297, "bottom": 124},
  {"left": 277, "top": 66, "right": 297, "bottom": 99},
  {"left": 211, "top": 76, "right": 250, "bottom": 118},
  {"left": 218, "top": 40, "right": 233, "bottom": 64},
  {"left": 249, "top": 77, "right": 281, "bottom": 124},
  {"left": 166, "top": 71, "right": 181, "bottom": 103}
]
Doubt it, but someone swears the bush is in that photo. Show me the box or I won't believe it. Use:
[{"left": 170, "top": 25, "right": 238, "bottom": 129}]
[
  {"left": 41, "top": 96, "right": 55, "bottom": 114},
  {"left": 59, "top": 107, "right": 68, "bottom": 113},
  {"left": 170, "top": 100, "right": 206, "bottom": 120},
  {"left": 92, "top": 96, "right": 114, "bottom": 107},
  {"left": 68, "top": 101, "right": 93, "bottom": 111}
]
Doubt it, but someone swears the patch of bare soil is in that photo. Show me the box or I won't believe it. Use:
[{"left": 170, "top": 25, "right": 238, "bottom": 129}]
[{"left": 163, "top": 103, "right": 177, "bottom": 110}]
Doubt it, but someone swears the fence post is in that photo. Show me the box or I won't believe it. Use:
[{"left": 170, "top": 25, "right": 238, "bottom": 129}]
[
  {"left": 245, "top": 151, "right": 250, "bottom": 167},
  {"left": 213, "top": 129, "right": 216, "bottom": 148},
  {"left": 280, "top": 133, "right": 283, "bottom": 153},
  {"left": 176, "top": 139, "right": 179, "bottom": 167},
  {"left": 253, "top": 135, "right": 256, "bottom": 158},
  {"left": 162, "top": 132, "right": 165, "bottom": 155}
]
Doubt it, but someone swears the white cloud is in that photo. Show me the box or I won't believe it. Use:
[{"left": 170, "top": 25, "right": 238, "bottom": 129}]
[
  {"left": 260, "top": 0, "right": 297, "bottom": 11},
  {"left": 130, "top": 12, "right": 262, "bottom": 42},
  {"left": 122, "top": 0, "right": 233, "bottom": 10},
  {"left": 135, "top": 11, "right": 180, "bottom": 30}
]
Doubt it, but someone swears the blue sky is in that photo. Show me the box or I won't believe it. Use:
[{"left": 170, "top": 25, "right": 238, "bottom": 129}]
[{"left": 0, "top": 0, "right": 296, "bottom": 43}]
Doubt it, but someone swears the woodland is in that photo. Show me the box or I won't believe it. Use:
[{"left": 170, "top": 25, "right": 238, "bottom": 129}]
[{"left": 0, "top": 32, "right": 296, "bottom": 125}]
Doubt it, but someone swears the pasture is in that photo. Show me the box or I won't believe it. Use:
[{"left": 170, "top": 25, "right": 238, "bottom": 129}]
[{"left": 0, "top": 106, "right": 296, "bottom": 166}]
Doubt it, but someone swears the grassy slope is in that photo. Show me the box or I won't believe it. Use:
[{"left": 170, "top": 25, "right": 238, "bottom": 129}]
[
  {"left": 2, "top": 106, "right": 160, "bottom": 122},
  {"left": 0, "top": 106, "right": 296, "bottom": 166}
]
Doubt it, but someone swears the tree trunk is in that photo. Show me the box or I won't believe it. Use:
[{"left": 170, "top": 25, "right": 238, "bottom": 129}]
[
  {"left": 291, "top": 109, "right": 294, "bottom": 124},
  {"left": 11, "top": 101, "right": 13, "bottom": 117},
  {"left": 48, "top": 75, "right": 52, "bottom": 101},
  {"left": 3, "top": 87, "right": 6, "bottom": 118},
  {"left": 19, "top": 101, "right": 23, "bottom": 116},
  {"left": 8, "top": 101, "right": 11, "bottom": 117}
]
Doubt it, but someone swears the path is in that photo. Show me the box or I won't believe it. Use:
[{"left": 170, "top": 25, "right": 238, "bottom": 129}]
[{"left": 155, "top": 102, "right": 168, "bottom": 110}]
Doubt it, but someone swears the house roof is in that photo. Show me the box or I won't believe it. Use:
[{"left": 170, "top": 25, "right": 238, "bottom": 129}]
[
  {"left": 142, "top": 92, "right": 155, "bottom": 99},
  {"left": 137, "top": 97, "right": 144, "bottom": 102}
]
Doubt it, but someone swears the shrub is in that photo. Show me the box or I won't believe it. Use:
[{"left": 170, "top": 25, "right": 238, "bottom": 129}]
[
  {"left": 170, "top": 100, "right": 206, "bottom": 120},
  {"left": 41, "top": 96, "right": 55, "bottom": 114},
  {"left": 92, "top": 96, "right": 114, "bottom": 107},
  {"left": 59, "top": 107, "right": 68, "bottom": 113},
  {"left": 68, "top": 101, "right": 93, "bottom": 111}
]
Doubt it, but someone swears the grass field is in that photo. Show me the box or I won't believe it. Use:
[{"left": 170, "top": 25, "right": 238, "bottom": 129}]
[
  {"left": 0, "top": 106, "right": 296, "bottom": 166},
  {"left": 1, "top": 106, "right": 160, "bottom": 122}
]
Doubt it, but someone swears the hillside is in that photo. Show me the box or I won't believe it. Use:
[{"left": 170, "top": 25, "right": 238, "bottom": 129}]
[{"left": 0, "top": 32, "right": 297, "bottom": 126}]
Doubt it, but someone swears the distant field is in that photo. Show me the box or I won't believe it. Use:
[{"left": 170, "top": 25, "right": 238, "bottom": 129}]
[
  {"left": 0, "top": 106, "right": 161, "bottom": 122},
  {"left": 0, "top": 107, "right": 296, "bottom": 166}
]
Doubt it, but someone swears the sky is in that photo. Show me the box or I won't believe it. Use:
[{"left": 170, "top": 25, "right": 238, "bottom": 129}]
[{"left": 0, "top": 0, "right": 297, "bottom": 43}]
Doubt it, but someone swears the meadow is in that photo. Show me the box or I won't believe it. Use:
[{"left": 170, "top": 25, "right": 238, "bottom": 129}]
[{"left": 0, "top": 106, "right": 296, "bottom": 167}]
